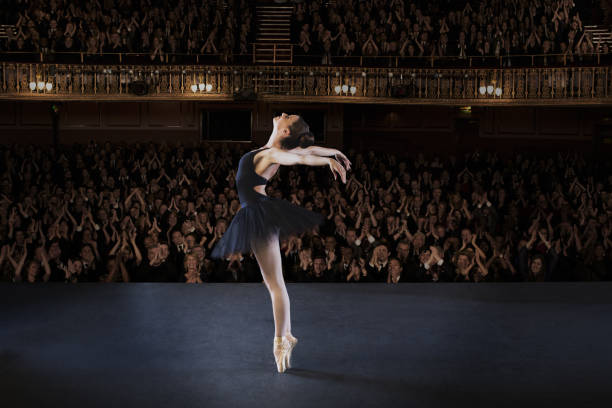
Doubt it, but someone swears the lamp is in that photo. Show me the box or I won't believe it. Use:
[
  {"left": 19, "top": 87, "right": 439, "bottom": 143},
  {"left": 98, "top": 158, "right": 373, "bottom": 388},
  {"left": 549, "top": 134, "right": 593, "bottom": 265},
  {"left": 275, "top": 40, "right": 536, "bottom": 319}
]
[
  {"left": 495, "top": 87, "right": 502, "bottom": 97},
  {"left": 37, "top": 81, "right": 45, "bottom": 91},
  {"left": 479, "top": 86, "right": 486, "bottom": 95},
  {"left": 487, "top": 85, "right": 494, "bottom": 95},
  {"left": 45, "top": 82, "right": 53, "bottom": 91},
  {"left": 334, "top": 85, "right": 341, "bottom": 94},
  {"left": 29, "top": 82, "right": 36, "bottom": 91},
  {"left": 198, "top": 83, "right": 205, "bottom": 91},
  {"left": 190, "top": 84, "right": 198, "bottom": 93},
  {"left": 350, "top": 86, "right": 357, "bottom": 95},
  {"left": 341, "top": 84, "right": 348, "bottom": 93},
  {"left": 206, "top": 84, "right": 213, "bottom": 92}
]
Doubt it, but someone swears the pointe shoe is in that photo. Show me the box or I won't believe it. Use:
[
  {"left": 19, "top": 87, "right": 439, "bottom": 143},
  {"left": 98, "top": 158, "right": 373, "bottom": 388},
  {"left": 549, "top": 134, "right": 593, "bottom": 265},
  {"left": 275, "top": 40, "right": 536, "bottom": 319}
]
[
  {"left": 273, "top": 336, "right": 292, "bottom": 373},
  {"left": 285, "top": 334, "right": 298, "bottom": 369}
]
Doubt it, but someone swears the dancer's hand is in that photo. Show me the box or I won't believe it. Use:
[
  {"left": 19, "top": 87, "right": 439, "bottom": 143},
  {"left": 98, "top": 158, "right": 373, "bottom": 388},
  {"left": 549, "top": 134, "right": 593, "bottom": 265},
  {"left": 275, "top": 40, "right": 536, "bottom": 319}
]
[
  {"left": 328, "top": 158, "right": 347, "bottom": 183},
  {"left": 333, "top": 150, "right": 352, "bottom": 171}
]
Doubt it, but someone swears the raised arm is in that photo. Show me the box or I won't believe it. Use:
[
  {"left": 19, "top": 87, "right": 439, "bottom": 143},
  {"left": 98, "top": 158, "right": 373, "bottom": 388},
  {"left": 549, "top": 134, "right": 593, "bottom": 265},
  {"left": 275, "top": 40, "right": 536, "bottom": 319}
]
[
  {"left": 264, "top": 148, "right": 347, "bottom": 182},
  {"left": 291, "top": 146, "right": 351, "bottom": 170}
]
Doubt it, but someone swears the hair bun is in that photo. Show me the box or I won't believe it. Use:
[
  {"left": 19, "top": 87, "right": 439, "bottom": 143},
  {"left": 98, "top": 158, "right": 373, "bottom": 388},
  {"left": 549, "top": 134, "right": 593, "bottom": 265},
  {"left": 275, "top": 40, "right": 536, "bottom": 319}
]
[
  {"left": 281, "top": 116, "right": 315, "bottom": 149},
  {"left": 298, "top": 130, "right": 315, "bottom": 148}
]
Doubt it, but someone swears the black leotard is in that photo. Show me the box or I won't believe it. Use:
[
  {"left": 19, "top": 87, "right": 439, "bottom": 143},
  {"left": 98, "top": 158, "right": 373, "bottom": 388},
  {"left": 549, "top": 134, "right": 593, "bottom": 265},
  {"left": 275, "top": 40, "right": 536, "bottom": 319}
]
[
  {"left": 236, "top": 147, "right": 270, "bottom": 207},
  {"left": 210, "top": 147, "right": 324, "bottom": 259}
]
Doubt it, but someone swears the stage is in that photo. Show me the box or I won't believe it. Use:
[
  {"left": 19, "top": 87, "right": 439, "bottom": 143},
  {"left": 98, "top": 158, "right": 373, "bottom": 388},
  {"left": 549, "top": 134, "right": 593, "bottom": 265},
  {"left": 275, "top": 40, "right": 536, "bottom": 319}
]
[{"left": 1, "top": 283, "right": 611, "bottom": 408}]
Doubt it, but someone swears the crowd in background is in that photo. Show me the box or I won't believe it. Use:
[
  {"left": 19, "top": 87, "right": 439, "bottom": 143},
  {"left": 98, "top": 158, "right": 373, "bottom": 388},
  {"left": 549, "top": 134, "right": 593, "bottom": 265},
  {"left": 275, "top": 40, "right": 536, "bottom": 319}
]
[
  {"left": 0, "top": 0, "right": 255, "bottom": 63},
  {"left": 0, "top": 141, "right": 610, "bottom": 284},
  {"left": 1, "top": 0, "right": 608, "bottom": 65},
  {"left": 292, "top": 0, "right": 606, "bottom": 65}
]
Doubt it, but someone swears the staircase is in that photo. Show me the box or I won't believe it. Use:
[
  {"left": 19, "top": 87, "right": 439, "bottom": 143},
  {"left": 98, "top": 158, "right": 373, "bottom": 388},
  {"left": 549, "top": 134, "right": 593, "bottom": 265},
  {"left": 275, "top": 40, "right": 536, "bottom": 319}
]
[
  {"left": 253, "top": 4, "right": 293, "bottom": 64},
  {"left": 584, "top": 25, "right": 612, "bottom": 52}
]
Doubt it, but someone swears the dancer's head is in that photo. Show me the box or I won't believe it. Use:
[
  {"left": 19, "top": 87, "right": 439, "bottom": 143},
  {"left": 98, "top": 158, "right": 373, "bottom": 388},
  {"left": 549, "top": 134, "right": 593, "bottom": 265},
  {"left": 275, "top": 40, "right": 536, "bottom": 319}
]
[{"left": 271, "top": 112, "right": 315, "bottom": 150}]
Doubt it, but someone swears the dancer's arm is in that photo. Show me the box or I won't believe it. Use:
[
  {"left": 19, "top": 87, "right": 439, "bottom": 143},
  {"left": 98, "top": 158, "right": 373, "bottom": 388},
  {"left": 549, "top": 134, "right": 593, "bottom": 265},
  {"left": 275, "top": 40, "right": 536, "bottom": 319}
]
[
  {"left": 265, "top": 149, "right": 347, "bottom": 183},
  {"left": 291, "top": 145, "right": 340, "bottom": 157},
  {"left": 291, "top": 146, "right": 351, "bottom": 170}
]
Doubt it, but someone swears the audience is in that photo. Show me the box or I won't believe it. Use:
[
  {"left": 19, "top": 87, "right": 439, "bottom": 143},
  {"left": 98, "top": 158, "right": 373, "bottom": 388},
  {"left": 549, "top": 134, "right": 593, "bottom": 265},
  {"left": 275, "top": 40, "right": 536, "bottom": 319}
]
[
  {"left": 292, "top": 0, "right": 603, "bottom": 65},
  {"left": 1, "top": 0, "right": 606, "bottom": 66},
  {"left": 0, "top": 141, "right": 610, "bottom": 284},
  {"left": 0, "top": 0, "right": 255, "bottom": 62}
]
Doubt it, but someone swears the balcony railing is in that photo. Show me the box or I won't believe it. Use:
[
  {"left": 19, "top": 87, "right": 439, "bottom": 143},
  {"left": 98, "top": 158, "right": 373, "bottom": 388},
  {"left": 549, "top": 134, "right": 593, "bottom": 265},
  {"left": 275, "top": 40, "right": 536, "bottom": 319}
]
[
  {"left": 1, "top": 61, "right": 610, "bottom": 104},
  {"left": 293, "top": 51, "right": 612, "bottom": 69},
  {"left": 0, "top": 51, "right": 254, "bottom": 66},
  {"left": 1, "top": 50, "right": 610, "bottom": 68}
]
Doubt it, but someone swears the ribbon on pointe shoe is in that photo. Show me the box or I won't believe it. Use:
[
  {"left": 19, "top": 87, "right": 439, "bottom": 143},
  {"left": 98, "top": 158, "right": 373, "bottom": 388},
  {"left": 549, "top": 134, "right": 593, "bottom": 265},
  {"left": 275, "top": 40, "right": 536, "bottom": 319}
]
[{"left": 273, "top": 336, "right": 292, "bottom": 373}]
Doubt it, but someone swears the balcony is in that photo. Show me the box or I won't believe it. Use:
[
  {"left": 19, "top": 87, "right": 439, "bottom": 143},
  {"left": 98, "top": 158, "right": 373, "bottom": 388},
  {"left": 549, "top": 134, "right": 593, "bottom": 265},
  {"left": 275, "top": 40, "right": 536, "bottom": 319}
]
[{"left": 0, "top": 55, "right": 611, "bottom": 105}]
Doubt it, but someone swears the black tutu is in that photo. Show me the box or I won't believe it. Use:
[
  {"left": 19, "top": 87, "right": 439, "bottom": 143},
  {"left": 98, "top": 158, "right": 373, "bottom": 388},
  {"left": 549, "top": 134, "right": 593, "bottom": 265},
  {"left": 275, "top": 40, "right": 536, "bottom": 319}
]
[{"left": 210, "top": 196, "right": 324, "bottom": 259}]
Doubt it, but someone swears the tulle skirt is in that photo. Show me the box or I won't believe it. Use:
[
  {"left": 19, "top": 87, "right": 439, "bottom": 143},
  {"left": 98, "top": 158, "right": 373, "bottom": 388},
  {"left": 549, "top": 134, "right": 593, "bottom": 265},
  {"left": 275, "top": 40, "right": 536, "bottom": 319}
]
[{"left": 210, "top": 196, "right": 324, "bottom": 259}]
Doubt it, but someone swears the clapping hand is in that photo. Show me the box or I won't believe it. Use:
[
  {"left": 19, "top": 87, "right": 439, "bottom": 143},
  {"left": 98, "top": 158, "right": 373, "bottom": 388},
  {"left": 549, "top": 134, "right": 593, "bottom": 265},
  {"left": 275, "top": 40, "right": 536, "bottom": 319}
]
[
  {"left": 66, "top": 259, "right": 76, "bottom": 279},
  {"left": 326, "top": 250, "right": 336, "bottom": 266},
  {"left": 466, "top": 256, "right": 475, "bottom": 271},
  {"left": 429, "top": 245, "right": 441, "bottom": 262}
]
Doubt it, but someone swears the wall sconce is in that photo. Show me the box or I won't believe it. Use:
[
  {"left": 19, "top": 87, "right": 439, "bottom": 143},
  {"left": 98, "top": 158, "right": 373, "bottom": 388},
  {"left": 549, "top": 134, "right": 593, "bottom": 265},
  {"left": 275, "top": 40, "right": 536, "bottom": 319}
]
[
  {"left": 191, "top": 83, "right": 214, "bottom": 94},
  {"left": 480, "top": 81, "right": 502, "bottom": 98},
  {"left": 30, "top": 80, "right": 53, "bottom": 92},
  {"left": 335, "top": 84, "right": 356, "bottom": 96}
]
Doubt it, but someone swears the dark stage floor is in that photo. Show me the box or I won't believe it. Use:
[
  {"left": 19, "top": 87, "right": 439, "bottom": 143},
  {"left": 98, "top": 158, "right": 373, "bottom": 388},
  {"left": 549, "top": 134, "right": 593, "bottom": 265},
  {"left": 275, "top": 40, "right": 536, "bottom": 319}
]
[{"left": 2, "top": 283, "right": 612, "bottom": 408}]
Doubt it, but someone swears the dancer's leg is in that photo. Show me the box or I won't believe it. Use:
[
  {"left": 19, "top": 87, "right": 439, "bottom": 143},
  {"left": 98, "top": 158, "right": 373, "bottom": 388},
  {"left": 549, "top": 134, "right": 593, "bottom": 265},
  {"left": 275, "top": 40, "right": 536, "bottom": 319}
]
[{"left": 251, "top": 234, "right": 291, "bottom": 337}]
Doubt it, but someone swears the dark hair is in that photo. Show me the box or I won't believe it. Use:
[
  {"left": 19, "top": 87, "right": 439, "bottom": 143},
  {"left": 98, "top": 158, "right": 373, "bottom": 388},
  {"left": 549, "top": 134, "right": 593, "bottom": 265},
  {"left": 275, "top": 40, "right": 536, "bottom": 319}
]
[
  {"left": 389, "top": 257, "right": 403, "bottom": 267},
  {"left": 313, "top": 252, "right": 326, "bottom": 261},
  {"left": 281, "top": 116, "right": 315, "bottom": 150}
]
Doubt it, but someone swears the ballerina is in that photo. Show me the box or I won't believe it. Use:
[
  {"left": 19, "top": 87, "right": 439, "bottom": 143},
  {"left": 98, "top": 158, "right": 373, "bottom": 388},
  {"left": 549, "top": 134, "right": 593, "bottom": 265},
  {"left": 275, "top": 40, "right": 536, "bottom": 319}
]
[{"left": 211, "top": 112, "right": 350, "bottom": 373}]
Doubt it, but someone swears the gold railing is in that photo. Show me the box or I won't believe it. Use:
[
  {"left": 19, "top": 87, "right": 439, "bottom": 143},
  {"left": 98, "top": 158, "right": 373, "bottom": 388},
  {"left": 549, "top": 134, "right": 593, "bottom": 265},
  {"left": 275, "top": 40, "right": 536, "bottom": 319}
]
[
  {"left": 0, "top": 50, "right": 608, "bottom": 68},
  {"left": 1, "top": 62, "right": 610, "bottom": 104}
]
